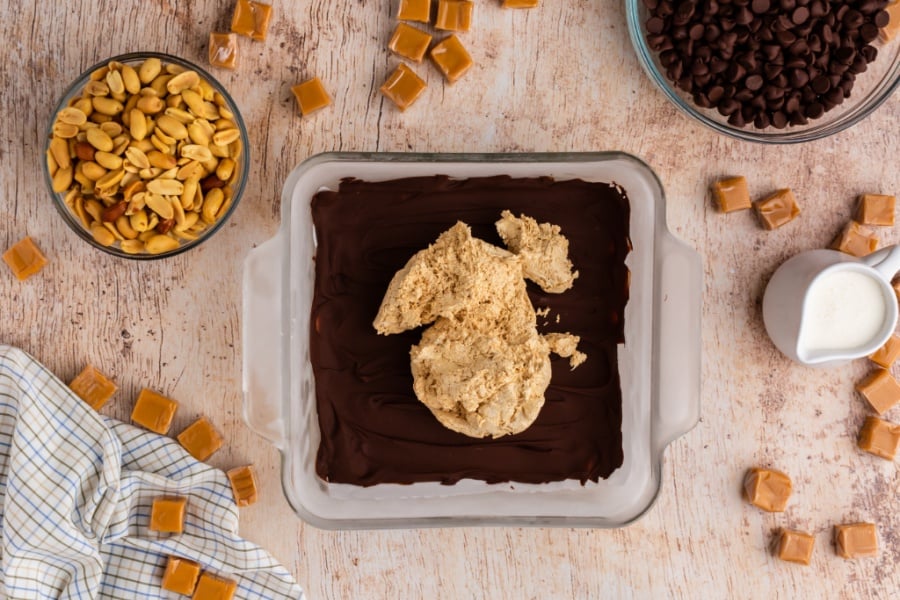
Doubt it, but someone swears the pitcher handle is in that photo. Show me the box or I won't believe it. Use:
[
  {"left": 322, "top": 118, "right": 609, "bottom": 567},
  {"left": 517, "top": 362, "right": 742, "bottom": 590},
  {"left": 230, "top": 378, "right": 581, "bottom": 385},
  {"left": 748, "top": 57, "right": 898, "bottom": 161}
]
[{"left": 863, "top": 244, "right": 900, "bottom": 281}]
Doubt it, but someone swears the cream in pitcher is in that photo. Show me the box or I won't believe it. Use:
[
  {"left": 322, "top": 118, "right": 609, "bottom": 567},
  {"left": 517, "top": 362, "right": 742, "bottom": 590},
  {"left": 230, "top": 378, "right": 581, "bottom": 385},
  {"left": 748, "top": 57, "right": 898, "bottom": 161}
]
[{"left": 763, "top": 246, "right": 900, "bottom": 367}]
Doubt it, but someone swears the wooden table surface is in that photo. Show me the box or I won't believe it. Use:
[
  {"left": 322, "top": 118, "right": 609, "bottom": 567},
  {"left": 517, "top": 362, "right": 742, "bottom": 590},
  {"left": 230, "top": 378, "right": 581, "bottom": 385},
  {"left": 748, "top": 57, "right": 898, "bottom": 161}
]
[{"left": 2, "top": 0, "right": 899, "bottom": 598}]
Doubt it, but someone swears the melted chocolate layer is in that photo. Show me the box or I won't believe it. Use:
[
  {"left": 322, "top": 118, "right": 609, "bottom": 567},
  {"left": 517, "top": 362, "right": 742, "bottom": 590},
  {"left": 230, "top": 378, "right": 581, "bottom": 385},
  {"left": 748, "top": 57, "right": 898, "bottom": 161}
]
[{"left": 310, "top": 176, "right": 630, "bottom": 486}]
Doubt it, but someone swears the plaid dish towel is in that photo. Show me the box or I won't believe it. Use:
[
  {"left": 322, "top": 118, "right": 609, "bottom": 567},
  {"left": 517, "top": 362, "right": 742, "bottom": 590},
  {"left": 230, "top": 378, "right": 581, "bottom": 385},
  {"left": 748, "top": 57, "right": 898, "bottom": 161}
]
[{"left": 0, "top": 345, "right": 304, "bottom": 599}]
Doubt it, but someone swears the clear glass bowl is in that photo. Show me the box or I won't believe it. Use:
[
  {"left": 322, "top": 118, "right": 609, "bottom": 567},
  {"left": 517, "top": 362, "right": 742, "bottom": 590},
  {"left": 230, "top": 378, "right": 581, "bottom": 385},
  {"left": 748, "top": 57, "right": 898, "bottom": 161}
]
[
  {"left": 626, "top": 0, "right": 900, "bottom": 143},
  {"left": 44, "top": 52, "right": 249, "bottom": 259}
]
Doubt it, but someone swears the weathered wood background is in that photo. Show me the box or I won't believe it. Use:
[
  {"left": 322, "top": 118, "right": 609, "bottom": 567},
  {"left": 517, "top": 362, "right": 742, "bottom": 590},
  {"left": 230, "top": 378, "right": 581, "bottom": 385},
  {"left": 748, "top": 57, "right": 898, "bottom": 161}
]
[{"left": 1, "top": 0, "right": 898, "bottom": 597}]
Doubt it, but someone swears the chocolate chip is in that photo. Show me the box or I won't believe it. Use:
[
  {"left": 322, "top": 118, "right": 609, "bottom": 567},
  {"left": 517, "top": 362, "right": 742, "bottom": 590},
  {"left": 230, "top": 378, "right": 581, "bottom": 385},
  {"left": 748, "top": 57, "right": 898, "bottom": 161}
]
[
  {"left": 751, "top": 0, "right": 770, "bottom": 12},
  {"left": 873, "top": 9, "right": 890, "bottom": 27},
  {"left": 647, "top": 16, "right": 666, "bottom": 34},
  {"left": 745, "top": 74, "right": 765, "bottom": 90},
  {"left": 791, "top": 6, "right": 810, "bottom": 23}
]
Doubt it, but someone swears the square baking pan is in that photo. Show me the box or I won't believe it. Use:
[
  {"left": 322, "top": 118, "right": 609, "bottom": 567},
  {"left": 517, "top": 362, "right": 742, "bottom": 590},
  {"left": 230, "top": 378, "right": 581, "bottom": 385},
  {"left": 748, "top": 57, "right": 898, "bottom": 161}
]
[{"left": 242, "top": 152, "right": 701, "bottom": 529}]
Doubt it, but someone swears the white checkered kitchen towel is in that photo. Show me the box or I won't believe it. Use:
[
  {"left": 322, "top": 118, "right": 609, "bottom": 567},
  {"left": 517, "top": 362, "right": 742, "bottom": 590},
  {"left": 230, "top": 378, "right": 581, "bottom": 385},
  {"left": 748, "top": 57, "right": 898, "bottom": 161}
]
[{"left": 0, "top": 345, "right": 304, "bottom": 599}]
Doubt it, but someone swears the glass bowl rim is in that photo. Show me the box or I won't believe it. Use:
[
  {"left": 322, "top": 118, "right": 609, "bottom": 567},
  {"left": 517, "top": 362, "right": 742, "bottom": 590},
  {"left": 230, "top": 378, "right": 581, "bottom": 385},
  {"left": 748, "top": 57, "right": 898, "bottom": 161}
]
[
  {"left": 44, "top": 51, "right": 250, "bottom": 260},
  {"left": 625, "top": 0, "right": 900, "bottom": 144}
]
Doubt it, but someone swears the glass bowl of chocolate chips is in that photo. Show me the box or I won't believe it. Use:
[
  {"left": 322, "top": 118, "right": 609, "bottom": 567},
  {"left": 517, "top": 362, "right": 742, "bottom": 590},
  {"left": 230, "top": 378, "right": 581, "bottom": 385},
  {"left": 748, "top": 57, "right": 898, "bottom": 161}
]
[{"left": 627, "top": 0, "right": 900, "bottom": 142}]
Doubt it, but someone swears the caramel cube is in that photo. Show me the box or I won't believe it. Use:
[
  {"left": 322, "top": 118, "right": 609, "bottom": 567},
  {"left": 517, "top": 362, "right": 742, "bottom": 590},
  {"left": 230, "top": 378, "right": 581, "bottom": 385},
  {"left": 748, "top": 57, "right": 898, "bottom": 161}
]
[
  {"left": 502, "top": 0, "right": 540, "bottom": 7},
  {"left": 131, "top": 388, "right": 178, "bottom": 434},
  {"left": 208, "top": 33, "right": 239, "bottom": 70},
  {"left": 754, "top": 189, "right": 800, "bottom": 230},
  {"left": 743, "top": 467, "right": 792, "bottom": 512},
  {"left": 380, "top": 64, "right": 427, "bottom": 111},
  {"left": 177, "top": 417, "right": 224, "bottom": 462},
  {"left": 68, "top": 364, "right": 117, "bottom": 411},
  {"left": 150, "top": 496, "right": 186, "bottom": 533},
  {"left": 712, "top": 176, "right": 751, "bottom": 213},
  {"left": 3, "top": 237, "right": 47, "bottom": 281},
  {"left": 389, "top": 23, "right": 433, "bottom": 63},
  {"left": 231, "top": 0, "right": 273, "bottom": 41},
  {"left": 856, "top": 369, "right": 900, "bottom": 415},
  {"left": 161, "top": 556, "right": 201, "bottom": 595},
  {"left": 856, "top": 193, "right": 896, "bottom": 226},
  {"left": 857, "top": 415, "right": 900, "bottom": 460},
  {"left": 832, "top": 221, "right": 878, "bottom": 257},
  {"left": 435, "top": 0, "right": 473, "bottom": 31},
  {"left": 834, "top": 522, "right": 878, "bottom": 558},
  {"left": 775, "top": 529, "right": 815, "bottom": 565},
  {"left": 193, "top": 573, "right": 237, "bottom": 600},
  {"left": 880, "top": 1, "right": 900, "bottom": 42},
  {"left": 227, "top": 465, "right": 259, "bottom": 507},
  {"left": 429, "top": 34, "right": 473, "bottom": 84},
  {"left": 869, "top": 334, "right": 900, "bottom": 368},
  {"left": 291, "top": 77, "right": 332, "bottom": 116},
  {"left": 397, "top": 0, "right": 431, "bottom": 23}
]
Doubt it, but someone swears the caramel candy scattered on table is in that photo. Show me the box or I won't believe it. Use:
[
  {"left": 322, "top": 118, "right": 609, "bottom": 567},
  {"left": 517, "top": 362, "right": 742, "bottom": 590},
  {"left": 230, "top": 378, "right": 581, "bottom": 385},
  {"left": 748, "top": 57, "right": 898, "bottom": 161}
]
[
  {"left": 869, "top": 333, "right": 900, "bottom": 368},
  {"left": 177, "top": 417, "right": 224, "bottom": 461},
  {"left": 743, "top": 467, "right": 792, "bottom": 512},
  {"left": 161, "top": 556, "right": 201, "bottom": 595},
  {"left": 69, "top": 364, "right": 117, "bottom": 411},
  {"left": 712, "top": 176, "right": 751, "bottom": 213},
  {"left": 209, "top": 32, "right": 239, "bottom": 69},
  {"left": 291, "top": 77, "right": 332, "bottom": 116},
  {"left": 856, "top": 369, "right": 900, "bottom": 415},
  {"left": 754, "top": 189, "right": 800, "bottom": 230},
  {"left": 435, "top": 0, "right": 473, "bottom": 31},
  {"left": 834, "top": 522, "right": 878, "bottom": 558},
  {"left": 131, "top": 388, "right": 178, "bottom": 434},
  {"left": 150, "top": 496, "right": 187, "bottom": 533},
  {"left": 856, "top": 193, "right": 896, "bottom": 226},
  {"left": 857, "top": 415, "right": 900, "bottom": 460},
  {"left": 430, "top": 34, "right": 473, "bottom": 83},
  {"left": 502, "top": 0, "right": 540, "bottom": 7},
  {"left": 380, "top": 64, "right": 427, "bottom": 111},
  {"left": 193, "top": 573, "right": 237, "bottom": 600},
  {"left": 832, "top": 221, "right": 878, "bottom": 257},
  {"left": 775, "top": 529, "right": 815, "bottom": 566},
  {"left": 2, "top": 237, "right": 47, "bottom": 281},
  {"left": 389, "top": 23, "right": 433, "bottom": 63},
  {"left": 227, "top": 465, "right": 259, "bottom": 507},
  {"left": 398, "top": 0, "right": 431, "bottom": 22},
  {"left": 231, "top": 0, "right": 272, "bottom": 41}
]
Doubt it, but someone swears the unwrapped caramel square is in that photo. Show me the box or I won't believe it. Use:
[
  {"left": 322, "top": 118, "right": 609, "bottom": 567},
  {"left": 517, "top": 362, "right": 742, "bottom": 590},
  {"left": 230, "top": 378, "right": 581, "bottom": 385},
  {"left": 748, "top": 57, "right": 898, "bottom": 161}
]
[
  {"left": 502, "top": 0, "right": 540, "bottom": 7},
  {"left": 435, "top": 0, "right": 473, "bottom": 31},
  {"left": 398, "top": 0, "right": 431, "bottom": 22},
  {"left": 3, "top": 237, "right": 47, "bottom": 281},
  {"left": 177, "top": 417, "right": 224, "bottom": 462},
  {"left": 69, "top": 364, "right": 117, "bottom": 411},
  {"left": 856, "top": 369, "right": 900, "bottom": 415},
  {"left": 743, "top": 467, "right": 792, "bottom": 512},
  {"left": 150, "top": 496, "right": 186, "bottom": 533},
  {"left": 712, "top": 176, "right": 751, "bottom": 213},
  {"left": 193, "top": 573, "right": 237, "bottom": 600},
  {"left": 775, "top": 529, "right": 815, "bottom": 565},
  {"left": 430, "top": 34, "right": 473, "bottom": 83},
  {"left": 161, "top": 556, "right": 201, "bottom": 595},
  {"left": 755, "top": 189, "right": 800, "bottom": 230},
  {"left": 227, "top": 465, "right": 259, "bottom": 507},
  {"left": 209, "top": 33, "right": 239, "bottom": 70},
  {"left": 291, "top": 77, "right": 332, "bottom": 116},
  {"left": 832, "top": 221, "right": 878, "bottom": 257},
  {"left": 856, "top": 194, "right": 896, "bottom": 226},
  {"left": 380, "top": 64, "right": 427, "bottom": 111},
  {"left": 869, "top": 334, "right": 900, "bottom": 368},
  {"left": 834, "top": 522, "right": 878, "bottom": 558},
  {"left": 389, "top": 23, "right": 433, "bottom": 63},
  {"left": 857, "top": 415, "right": 900, "bottom": 460},
  {"left": 131, "top": 388, "right": 178, "bottom": 434},
  {"left": 231, "top": 0, "right": 272, "bottom": 41}
]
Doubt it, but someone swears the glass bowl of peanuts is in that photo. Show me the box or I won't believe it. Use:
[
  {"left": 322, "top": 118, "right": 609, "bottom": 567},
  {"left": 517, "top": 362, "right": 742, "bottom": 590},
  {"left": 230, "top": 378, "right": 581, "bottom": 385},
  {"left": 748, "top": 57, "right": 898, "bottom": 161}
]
[
  {"left": 44, "top": 52, "right": 248, "bottom": 258},
  {"left": 626, "top": 0, "right": 900, "bottom": 143}
]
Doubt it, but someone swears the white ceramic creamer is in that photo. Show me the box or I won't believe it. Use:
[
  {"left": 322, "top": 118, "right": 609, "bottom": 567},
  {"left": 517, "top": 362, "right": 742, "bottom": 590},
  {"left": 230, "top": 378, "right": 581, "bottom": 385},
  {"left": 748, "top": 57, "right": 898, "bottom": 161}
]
[{"left": 763, "top": 245, "right": 900, "bottom": 367}]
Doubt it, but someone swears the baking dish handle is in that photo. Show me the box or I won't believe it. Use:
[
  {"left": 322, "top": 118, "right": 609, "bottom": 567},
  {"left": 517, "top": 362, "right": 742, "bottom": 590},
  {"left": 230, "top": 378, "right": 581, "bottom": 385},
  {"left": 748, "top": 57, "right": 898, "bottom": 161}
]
[
  {"left": 653, "top": 231, "right": 702, "bottom": 454},
  {"left": 242, "top": 232, "right": 288, "bottom": 451}
]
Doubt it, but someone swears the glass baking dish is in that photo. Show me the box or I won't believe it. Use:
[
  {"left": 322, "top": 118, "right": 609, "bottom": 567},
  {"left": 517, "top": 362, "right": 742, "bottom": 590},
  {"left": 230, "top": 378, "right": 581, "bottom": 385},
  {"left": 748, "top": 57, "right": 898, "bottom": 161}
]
[{"left": 242, "top": 152, "right": 702, "bottom": 529}]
